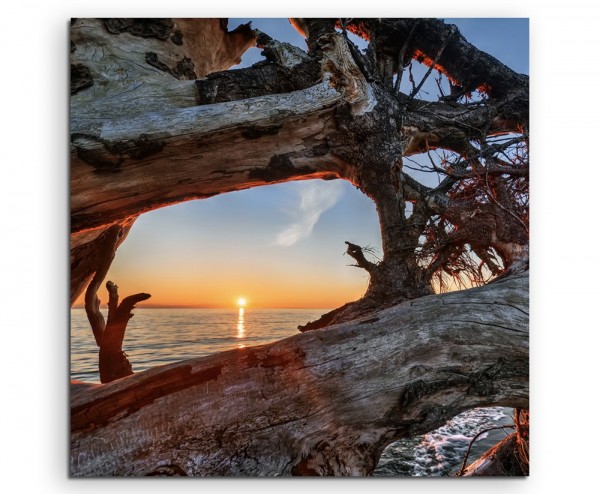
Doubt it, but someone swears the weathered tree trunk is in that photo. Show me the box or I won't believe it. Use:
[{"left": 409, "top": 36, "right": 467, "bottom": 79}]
[
  {"left": 70, "top": 18, "right": 258, "bottom": 303},
  {"left": 461, "top": 419, "right": 529, "bottom": 477},
  {"left": 98, "top": 282, "right": 151, "bottom": 383},
  {"left": 71, "top": 272, "right": 528, "bottom": 476},
  {"left": 456, "top": 408, "right": 528, "bottom": 476},
  {"left": 70, "top": 18, "right": 529, "bottom": 475},
  {"left": 70, "top": 17, "right": 528, "bottom": 305},
  {"left": 71, "top": 219, "right": 135, "bottom": 305},
  {"left": 86, "top": 278, "right": 151, "bottom": 383},
  {"left": 461, "top": 434, "right": 523, "bottom": 476},
  {"left": 81, "top": 224, "right": 151, "bottom": 382}
]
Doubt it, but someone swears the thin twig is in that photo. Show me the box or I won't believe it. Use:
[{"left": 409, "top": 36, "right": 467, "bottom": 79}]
[
  {"left": 484, "top": 165, "right": 529, "bottom": 234},
  {"left": 394, "top": 19, "right": 419, "bottom": 93},
  {"left": 344, "top": 241, "right": 377, "bottom": 273},
  {"left": 408, "top": 26, "right": 457, "bottom": 101},
  {"left": 435, "top": 73, "right": 446, "bottom": 98},
  {"left": 456, "top": 425, "right": 515, "bottom": 476},
  {"left": 408, "top": 62, "right": 416, "bottom": 94}
]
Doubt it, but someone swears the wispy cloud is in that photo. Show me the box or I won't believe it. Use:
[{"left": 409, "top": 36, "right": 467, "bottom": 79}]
[{"left": 275, "top": 181, "right": 345, "bottom": 247}]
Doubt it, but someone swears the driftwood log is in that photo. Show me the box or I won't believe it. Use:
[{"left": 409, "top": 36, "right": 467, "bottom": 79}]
[
  {"left": 70, "top": 18, "right": 257, "bottom": 304},
  {"left": 70, "top": 18, "right": 529, "bottom": 475},
  {"left": 82, "top": 224, "right": 151, "bottom": 382},
  {"left": 70, "top": 18, "right": 528, "bottom": 306},
  {"left": 71, "top": 272, "right": 528, "bottom": 476}
]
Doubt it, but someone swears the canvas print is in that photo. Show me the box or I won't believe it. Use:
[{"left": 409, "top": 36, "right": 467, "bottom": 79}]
[{"left": 70, "top": 18, "right": 529, "bottom": 476}]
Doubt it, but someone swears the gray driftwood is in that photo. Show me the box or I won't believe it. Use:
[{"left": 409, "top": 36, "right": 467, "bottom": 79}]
[
  {"left": 70, "top": 18, "right": 529, "bottom": 476},
  {"left": 70, "top": 18, "right": 528, "bottom": 306},
  {"left": 71, "top": 272, "right": 528, "bottom": 476}
]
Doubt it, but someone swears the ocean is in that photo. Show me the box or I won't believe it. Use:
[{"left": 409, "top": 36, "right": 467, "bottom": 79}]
[{"left": 71, "top": 307, "right": 514, "bottom": 476}]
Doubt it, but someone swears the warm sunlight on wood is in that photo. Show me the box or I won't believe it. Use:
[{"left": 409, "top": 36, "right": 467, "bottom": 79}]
[{"left": 237, "top": 298, "right": 247, "bottom": 307}]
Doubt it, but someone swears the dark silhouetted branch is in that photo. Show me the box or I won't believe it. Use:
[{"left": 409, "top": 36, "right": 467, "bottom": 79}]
[{"left": 345, "top": 241, "right": 377, "bottom": 273}]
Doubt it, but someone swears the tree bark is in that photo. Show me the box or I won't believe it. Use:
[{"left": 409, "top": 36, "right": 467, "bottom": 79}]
[
  {"left": 82, "top": 229, "right": 151, "bottom": 382},
  {"left": 70, "top": 18, "right": 528, "bottom": 304},
  {"left": 70, "top": 19, "right": 529, "bottom": 475},
  {"left": 70, "top": 18, "right": 259, "bottom": 302},
  {"left": 460, "top": 433, "right": 528, "bottom": 476},
  {"left": 98, "top": 282, "right": 151, "bottom": 383},
  {"left": 71, "top": 219, "right": 135, "bottom": 305},
  {"left": 71, "top": 272, "right": 528, "bottom": 476}
]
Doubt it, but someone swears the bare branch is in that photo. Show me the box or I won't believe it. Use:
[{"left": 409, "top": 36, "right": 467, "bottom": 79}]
[
  {"left": 106, "top": 280, "right": 119, "bottom": 316},
  {"left": 100, "top": 281, "right": 151, "bottom": 383},
  {"left": 457, "top": 425, "right": 515, "bottom": 476},
  {"left": 345, "top": 241, "right": 376, "bottom": 273},
  {"left": 394, "top": 19, "right": 419, "bottom": 93},
  {"left": 408, "top": 26, "right": 457, "bottom": 101},
  {"left": 83, "top": 226, "right": 120, "bottom": 346}
]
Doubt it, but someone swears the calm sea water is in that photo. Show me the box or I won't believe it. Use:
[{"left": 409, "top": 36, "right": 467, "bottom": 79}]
[{"left": 71, "top": 308, "right": 513, "bottom": 476}]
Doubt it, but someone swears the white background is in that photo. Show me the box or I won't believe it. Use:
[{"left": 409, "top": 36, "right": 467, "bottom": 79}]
[{"left": 0, "top": 0, "right": 596, "bottom": 492}]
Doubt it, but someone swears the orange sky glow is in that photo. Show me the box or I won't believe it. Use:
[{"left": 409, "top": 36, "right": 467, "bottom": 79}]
[
  {"left": 72, "top": 179, "right": 381, "bottom": 310},
  {"left": 73, "top": 266, "right": 367, "bottom": 309}
]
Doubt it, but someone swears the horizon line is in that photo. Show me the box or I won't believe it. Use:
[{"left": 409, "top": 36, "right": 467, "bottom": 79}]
[{"left": 71, "top": 304, "right": 334, "bottom": 310}]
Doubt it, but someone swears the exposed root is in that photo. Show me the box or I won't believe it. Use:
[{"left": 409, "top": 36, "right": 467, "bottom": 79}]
[
  {"left": 514, "top": 408, "right": 530, "bottom": 472},
  {"left": 456, "top": 425, "right": 515, "bottom": 476},
  {"left": 457, "top": 408, "right": 529, "bottom": 476}
]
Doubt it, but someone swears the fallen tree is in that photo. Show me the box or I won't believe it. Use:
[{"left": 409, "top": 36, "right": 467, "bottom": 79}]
[
  {"left": 71, "top": 272, "right": 528, "bottom": 476},
  {"left": 70, "top": 18, "right": 528, "bottom": 305},
  {"left": 70, "top": 17, "right": 529, "bottom": 476}
]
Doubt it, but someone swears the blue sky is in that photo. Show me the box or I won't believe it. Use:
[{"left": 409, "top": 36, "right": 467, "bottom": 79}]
[{"left": 87, "top": 18, "right": 529, "bottom": 308}]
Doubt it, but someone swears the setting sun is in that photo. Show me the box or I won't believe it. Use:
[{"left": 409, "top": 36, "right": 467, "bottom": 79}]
[{"left": 237, "top": 298, "right": 247, "bottom": 307}]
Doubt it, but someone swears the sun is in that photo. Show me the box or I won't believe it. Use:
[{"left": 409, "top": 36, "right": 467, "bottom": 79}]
[{"left": 237, "top": 298, "right": 247, "bottom": 307}]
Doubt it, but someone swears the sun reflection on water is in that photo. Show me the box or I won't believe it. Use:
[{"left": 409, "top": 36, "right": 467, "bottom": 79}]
[{"left": 237, "top": 308, "right": 245, "bottom": 348}]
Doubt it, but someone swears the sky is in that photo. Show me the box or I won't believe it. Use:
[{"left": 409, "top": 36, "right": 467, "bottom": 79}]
[{"left": 73, "top": 18, "right": 529, "bottom": 309}]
